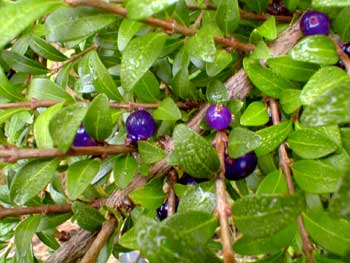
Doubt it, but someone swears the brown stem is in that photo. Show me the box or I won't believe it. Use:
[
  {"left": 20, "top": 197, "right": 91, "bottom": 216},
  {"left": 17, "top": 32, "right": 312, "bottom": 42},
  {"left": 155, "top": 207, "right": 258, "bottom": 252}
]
[
  {"left": 269, "top": 98, "right": 314, "bottom": 263},
  {"left": 0, "top": 145, "right": 135, "bottom": 163},
  {"left": 80, "top": 216, "right": 118, "bottom": 263},
  {"left": 166, "top": 170, "right": 177, "bottom": 217},
  {"left": 215, "top": 131, "right": 235, "bottom": 263},
  {"left": 64, "top": 0, "right": 254, "bottom": 52},
  {"left": 330, "top": 35, "right": 350, "bottom": 75}
]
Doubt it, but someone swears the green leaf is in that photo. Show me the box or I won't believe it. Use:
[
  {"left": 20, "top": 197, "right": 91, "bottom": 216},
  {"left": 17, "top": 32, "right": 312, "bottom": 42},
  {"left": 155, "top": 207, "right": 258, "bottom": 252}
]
[
  {"left": 49, "top": 103, "right": 87, "bottom": 153},
  {"left": 72, "top": 201, "right": 104, "bottom": 231},
  {"left": 129, "top": 177, "right": 166, "bottom": 210},
  {"left": 0, "top": 66, "right": 24, "bottom": 101},
  {"left": 10, "top": 159, "right": 59, "bottom": 205},
  {"left": 83, "top": 94, "right": 113, "bottom": 142},
  {"left": 126, "top": 0, "right": 178, "bottom": 20},
  {"left": 280, "top": 89, "right": 302, "bottom": 114},
  {"left": 206, "top": 79, "right": 229, "bottom": 104},
  {"left": 0, "top": 0, "right": 62, "bottom": 49},
  {"left": 206, "top": 50, "right": 232, "bottom": 77},
  {"left": 228, "top": 127, "right": 262, "bottom": 158},
  {"left": 256, "top": 170, "right": 288, "bottom": 194},
  {"left": 164, "top": 211, "right": 218, "bottom": 244},
  {"left": 29, "top": 35, "right": 67, "bottom": 61},
  {"left": 234, "top": 222, "right": 297, "bottom": 255},
  {"left": 267, "top": 55, "right": 319, "bottom": 82},
  {"left": 34, "top": 103, "right": 64, "bottom": 149},
  {"left": 244, "top": 58, "right": 297, "bottom": 98},
  {"left": 284, "top": 0, "right": 299, "bottom": 10},
  {"left": 215, "top": 0, "right": 240, "bottom": 35},
  {"left": 240, "top": 0, "right": 269, "bottom": 13},
  {"left": 233, "top": 194, "right": 304, "bottom": 238},
  {"left": 255, "top": 121, "right": 292, "bottom": 156},
  {"left": 121, "top": 32, "right": 167, "bottom": 91},
  {"left": 0, "top": 108, "right": 29, "bottom": 126},
  {"left": 240, "top": 101, "right": 269, "bottom": 126},
  {"left": 329, "top": 174, "right": 350, "bottom": 220},
  {"left": 290, "top": 35, "right": 338, "bottom": 65},
  {"left": 37, "top": 213, "right": 72, "bottom": 232},
  {"left": 333, "top": 7, "right": 350, "bottom": 42},
  {"left": 172, "top": 67, "right": 198, "bottom": 100},
  {"left": 133, "top": 71, "right": 161, "bottom": 103},
  {"left": 15, "top": 216, "right": 41, "bottom": 263},
  {"left": 46, "top": 7, "right": 117, "bottom": 42},
  {"left": 287, "top": 128, "right": 338, "bottom": 159},
  {"left": 303, "top": 211, "right": 350, "bottom": 256},
  {"left": 1, "top": 50, "right": 49, "bottom": 75},
  {"left": 256, "top": 16, "right": 277, "bottom": 40},
  {"left": 87, "top": 50, "right": 122, "bottom": 101},
  {"left": 28, "top": 78, "right": 74, "bottom": 102},
  {"left": 113, "top": 155, "right": 138, "bottom": 189},
  {"left": 312, "top": 0, "right": 350, "bottom": 7},
  {"left": 292, "top": 160, "right": 343, "bottom": 193},
  {"left": 300, "top": 66, "right": 350, "bottom": 106},
  {"left": 153, "top": 97, "right": 181, "bottom": 121},
  {"left": 301, "top": 83, "right": 350, "bottom": 127},
  {"left": 66, "top": 159, "right": 100, "bottom": 200},
  {"left": 117, "top": 19, "right": 143, "bottom": 51},
  {"left": 138, "top": 141, "right": 165, "bottom": 164},
  {"left": 172, "top": 124, "right": 220, "bottom": 178}
]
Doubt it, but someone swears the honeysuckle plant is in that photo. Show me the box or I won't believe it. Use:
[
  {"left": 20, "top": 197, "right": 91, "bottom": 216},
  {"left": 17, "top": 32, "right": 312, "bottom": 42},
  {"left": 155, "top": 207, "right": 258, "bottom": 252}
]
[{"left": 0, "top": 0, "right": 350, "bottom": 263}]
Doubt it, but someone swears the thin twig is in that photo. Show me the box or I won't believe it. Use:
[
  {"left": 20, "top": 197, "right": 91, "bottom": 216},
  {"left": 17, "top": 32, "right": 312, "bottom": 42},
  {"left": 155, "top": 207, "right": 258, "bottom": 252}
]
[
  {"left": 64, "top": 0, "right": 255, "bottom": 52},
  {"left": 166, "top": 170, "right": 177, "bottom": 217},
  {"left": 0, "top": 145, "right": 135, "bottom": 163},
  {"left": 215, "top": 131, "right": 235, "bottom": 263},
  {"left": 80, "top": 216, "right": 118, "bottom": 263},
  {"left": 0, "top": 100, "right": 202, "bottom": 110},
  {"left": 330, "top": 35, "right": 350, "bottom": 75},
  {"left": 269, "top": 98, "right": 314, "bottom": 263}
]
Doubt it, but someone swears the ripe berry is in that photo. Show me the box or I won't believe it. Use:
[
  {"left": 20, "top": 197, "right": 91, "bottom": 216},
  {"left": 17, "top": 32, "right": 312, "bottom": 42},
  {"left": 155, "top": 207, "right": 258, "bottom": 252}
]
[
  {"left": 156, "top": 197, "right": 179, "bottom": 221},
  {"left": 341, "top": 42, "right": 350, "bottom": 56},
  {"left": 73, "top": 125, "right": 97, "bottom": 147},
  {"left": 225, "top": 152, "right": 257, "bottom": 181},
  {"left": 178, "top": 173, "right": 207, "bottom": 185},
  {"left": 300, "top": 11, "right": 330, "bottom": 36},
  {"left": 126, "top": 110, "right": 156, "bottom": 143},
  {"left": 205, "top": 104, "right": 232, "bottom": 131}
]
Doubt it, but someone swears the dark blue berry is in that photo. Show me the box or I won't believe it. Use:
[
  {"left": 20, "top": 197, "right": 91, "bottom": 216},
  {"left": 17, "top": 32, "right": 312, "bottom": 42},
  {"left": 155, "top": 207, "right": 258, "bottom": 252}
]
[
  {"left": 300, "top": 11, "right": 330, "bottom": 36},
  {"left": 205, "top": 104, "right": 232, "bottom": 131},
  {"left": 225, "top": 152, "right": 257, "bottom": 181},
  {"left": 341, "top": 43, "right": 350, "bottom": 56},
  {"left": 156, "top": 197, "right": 179, "bottom": 221},
  {"left": 178, "top": 173, "right": 207, "bottom": 185},
  {"left": 126, "top": 110, "right": 156, "bottom": 143},
  {"left": 73, "top": 125, "right": 97, "bottom": 147}
]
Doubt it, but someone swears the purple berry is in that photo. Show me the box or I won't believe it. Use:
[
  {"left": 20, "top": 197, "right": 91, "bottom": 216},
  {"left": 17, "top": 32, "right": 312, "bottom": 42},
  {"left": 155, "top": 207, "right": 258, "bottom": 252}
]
[
  {"left": 73, "top": 125, "right": 97, "bottom": 147},
  {"left": 300, "top": 11, "right": 330, "bottom": 36},
  {"left": 225, "top": 152, "right": 257, "bottom": 181},
  {"left": 126, "top": 110, "right": 156, "bottom": 143},
  {"left": 205, "top": 104, "right": 232, "bottom": 131},
  {"left": 341, "top": 43, "right": 350, "bottom": 56},
  {"left": 156, "top": 197, "right": 179, "bottom": 221},
  {"left": 178, "top": 173, "right": 207, "bottom": 185}
]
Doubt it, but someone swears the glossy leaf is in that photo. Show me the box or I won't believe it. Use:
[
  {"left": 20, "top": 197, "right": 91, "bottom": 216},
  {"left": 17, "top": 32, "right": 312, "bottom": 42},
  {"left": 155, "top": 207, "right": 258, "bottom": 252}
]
[
  {"left": 256, "top": 170, "right": 288, "bottom": 194},
  {"left": 49, "top": 103, "right": 87, "bottom": 153},
  {"left": 313, "top": 0, "right": 350, "bottom": 7},
  {"left": 255, "top": 121, "right": 292, "bottom": 156},
  {"left": 256, "top": 16, "right": 277, "bottom": 40},
  {"left": 118, "top": 19, "right": 143, "bottom": 51},
  {"left": 121, "top": 32, "right": 167, "bottom": 91},
  {"left": 215, "top": 0, "right": 240, "bottom": 35},
  {"left": 113, "top": 155, "right": 138, "bottom": 189},
  {"left": 10, "top": 159, "right": 59, "bottom": 205},
  {"left": 138, "top": 141, "right": 165, "bottom": 164},
  {"left": 280, "top": 89, "right": 301, "bottom": 114},
  {"left": 206, "top": 79, "right": 229, "bottom": 104},
  {"left": 303, "top": 211, "right": 350, "bottom": 256},
  {"left": 2, "top": 50, "right": 49, "bottom": 75},
  {"left": 0, "top": 0, "right": 62, "bottom": 49},
  {"left": 28, "top": 78, "right": 74, "bottom": 102},
  {"left": 29, "top": 35, "right": 67, "bottom": 61},
  {"left": 66, "top": 160, "right": 100, "bottom": 200},
  {"left": 290, "top": 35, "right": 338, "bottom": 65},
  {"left": 87, "top": 50, "right": 122, "bottom": 101},
  {"left": 172, "top": 67, "right": 198, "bottom": 100},
  {"left": 228, "top": 127, "right": 262, "bottom": 158},
  {"left": 240, "top": 0, "right": 269, "bottom": 13},
  {"left": 15, "top": 216, "right": 41, "bottom": 263},
  {"left": 0, "top": 108, "right": 29, "bottom": 126},
  {"left": 153, "top": 97, "right": 181, "bottom": 121},
  {"left": 233, "top": 194, "right": 304, "bottom": 237},
  {"left": 133, "top": 71, "right": 161, "bottom": 102},
  {"left": 126, "top": 0, "right": 178, "bottom": 20},
  {"left": 240, "top": 101, "right": 269, "bottom": 126},
  {"left": 83, "top": 94, "right": 113, "bottom": 142},
  {"left": 172, "top": 124, "right": 220, "bottom": 178},
  {"left": 34, "top": 103, "right": 64, "bottom": 149},
  {"left": 177, "top": 186, "right": 216, "bottom": 214},
  {"left": 206, "top": 50, "right": 232, "bottom": 77},
  {"left": 72, "top": 201, "right": 104, "bottom": 231},
  {"left": 0, "top": 66, "right": 24, "bottom": 101},
  {"left": 267, "top": 55, "right": 319, "bottom": 82},
  {"left": 292, "top": 160, "right": 343, "bottom": 193}
]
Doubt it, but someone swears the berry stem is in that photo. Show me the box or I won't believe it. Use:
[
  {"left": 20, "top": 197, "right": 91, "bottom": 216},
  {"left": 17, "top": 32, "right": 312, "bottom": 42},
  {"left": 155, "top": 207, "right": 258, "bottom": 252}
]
[
  {"left": 269, "top": 98, "right": 314, "bottom": 263},
  {"left": 215, "top": 131, "right": 235, "bottom": 263}
]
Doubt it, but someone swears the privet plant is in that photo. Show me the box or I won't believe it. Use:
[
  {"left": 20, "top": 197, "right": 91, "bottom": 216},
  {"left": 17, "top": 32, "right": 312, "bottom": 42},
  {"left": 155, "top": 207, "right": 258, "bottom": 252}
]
[{"left": 1, "top": 0, "right": 350, "bottom": 262}]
